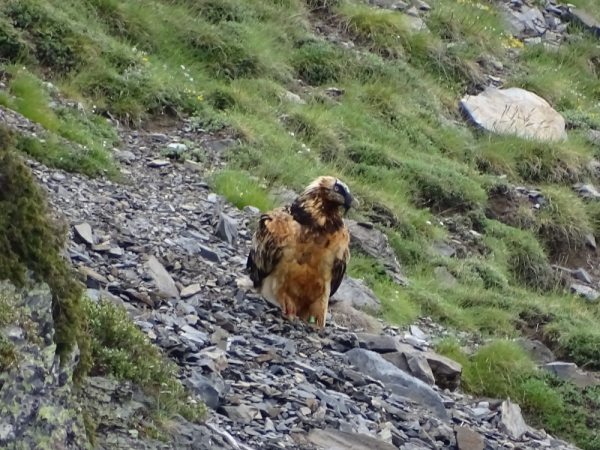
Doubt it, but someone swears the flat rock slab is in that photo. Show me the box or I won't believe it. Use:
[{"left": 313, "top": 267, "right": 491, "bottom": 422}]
[
  {"left": 147, "top": 255, "right": 179, "bottom": 298},
  {"left": 345, "top": 220, "right": 408, "bottom": 286},
  {"left": 571, "top": 283, "right": 599, "bottom": 302},
  {"left": 568, "top": 8, "right": 600, "bottom": 37},
  {"left": 423, "top": 351, "right": 462, "bottom": 390},
  {"left": 514, "top": 338, "right": 555, "bottom": 365},
  {"left": 308, "top": 428, "right": 397, "bottom": 450},
  {"left": 74, "top": 223, "right": 94, "bottom": 245},
  {"left": 460, "top": 87, "right": 567, "bottom": 142},
  {"left": 346, "top": 348, "right": 448, "bottom": 420},
  {"left": 543, "top": 362, "right": 600, "bottom": 389}
]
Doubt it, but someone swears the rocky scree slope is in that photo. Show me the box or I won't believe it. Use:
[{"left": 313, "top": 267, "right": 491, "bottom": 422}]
[{"left": 0, "top": 106, "right": 584, "bottom": 450}]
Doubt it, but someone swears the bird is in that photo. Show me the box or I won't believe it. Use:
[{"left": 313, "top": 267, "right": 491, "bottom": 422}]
[{"left": 246, "top": 176, "right": 359, "bottom": 328}]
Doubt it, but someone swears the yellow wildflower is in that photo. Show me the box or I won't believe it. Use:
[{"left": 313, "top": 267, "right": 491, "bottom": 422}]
[{"left": 197, "top": 95, "right": 204, "bottom": 101}]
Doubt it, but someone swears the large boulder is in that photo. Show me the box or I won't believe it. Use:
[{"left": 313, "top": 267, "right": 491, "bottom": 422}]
[
  {"left": 460, "top": 87, "right": 567, "bottom": 142},
  {"left": 346, "top": 348, "right": 448, "bottom": 420},
  {"left": 0, "top": 279, "right": 88, "bottom": 449}
]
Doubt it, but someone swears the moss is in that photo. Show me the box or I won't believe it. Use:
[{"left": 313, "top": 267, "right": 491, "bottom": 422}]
[{"left": 0, "top": 123, "right": 90, "bottom": 380}]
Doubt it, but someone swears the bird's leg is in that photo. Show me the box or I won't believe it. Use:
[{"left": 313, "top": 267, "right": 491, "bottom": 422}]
[
  {"left": 308, "top": 297, "right": 328, "bottom": 329},
  {"left": 279, "top": 293, "right": 297, "bottom": 321}
]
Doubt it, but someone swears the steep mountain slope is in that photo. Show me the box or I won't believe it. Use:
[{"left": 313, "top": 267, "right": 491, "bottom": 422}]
[{"left": 2, "top": 0, "right": 600, "bottom": 448}]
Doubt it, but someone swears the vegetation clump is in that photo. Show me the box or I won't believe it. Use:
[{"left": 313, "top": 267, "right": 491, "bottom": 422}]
[
  {"left": 0, "top": 123, "right": 90, "bottom": 377},
  {"left": 83, "top": 298, "right": 207, "bottom": 425}
]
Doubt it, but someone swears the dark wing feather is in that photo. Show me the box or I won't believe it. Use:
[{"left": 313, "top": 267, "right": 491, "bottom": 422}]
[
  {"left": 246, "top": 210, "right": 285, "bottom": 288},
  {"left": 329, "top": 246, "right": 349, "bottom": 298}
]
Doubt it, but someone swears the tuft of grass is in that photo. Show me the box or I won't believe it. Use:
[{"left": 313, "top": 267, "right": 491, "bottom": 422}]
[
  {"left": 335, "top": 2, "right": 412, "bottom": 56},
  {"left": 210, "top": 169, "right": 277, "bottom": 212},
  {"left": 482, "top": 219, "right": 556, "bottom": 291},
  {"left": 1, "top": 67, "right": 119, "bottom": 177},
  {"left": 348, "top": 254, "right": 419, "bottom": 325},
  {"left": 520, "top": 185, "right": 595, "bottom": 256},
  {"left": 476, "top": 134, "right": 593, "bottom": 184}
]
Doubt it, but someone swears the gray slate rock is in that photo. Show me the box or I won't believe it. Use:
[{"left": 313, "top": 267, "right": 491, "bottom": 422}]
[
  {"left": 74, "top": 222, "right": 95, "bottom": 245},
  {"left": 423, "top": 351, "right": 462, "bottom": 391},
  {"left": 215, "top": 213, "right": 238, "bottom": 246},
  {"left": 0, "top": 279, "right": 88, "bottom": 450},
  {"left": 543, "top": 362, "right": 600, "bottom": 389},
  {"left": 331, "top": 276, "right": 382, "bottom": 313},
  {"left": 433, "top": 266, "right": 457, "bottom": 287},
  {"left": 514, "top": 338, "right": 555, "bottom": 365},
  {"left": 571, "top": 283, "right": 600, "bottom": 301},
  {"left": 382, "top": 347, "right": 436, "bottom": 386},
  {"left": 455, "top": 426, "right": 484, "bottom": 450},
  {"left": 498, "top": 400, "right": 528, "bottom": 440},
  {"left": 345, "top": 220, "right": 408, "bottom": 285},
  {"left": 346, "top": 348, "right": 449, "bottom": 420},
  {"left": 567, "top": 8, "right": 600, "bottom": 37},
  {"left": 308, "top": 427, "right": 398, "bottom": 450},
  {"left": 572, "top": 268, "right": 592, "bottom": 284},
  {"left": 147, "top": 255, "right": 179, "bottom": 298}
]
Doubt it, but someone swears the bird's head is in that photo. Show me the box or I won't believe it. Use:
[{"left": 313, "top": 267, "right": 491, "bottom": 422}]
[{"left": 303, "top": 176, "right": 359, "bottom": 214}]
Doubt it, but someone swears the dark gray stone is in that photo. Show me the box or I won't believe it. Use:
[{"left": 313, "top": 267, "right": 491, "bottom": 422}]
[{"left": 215, "top": 213, "right": 238, "bottom": 246}]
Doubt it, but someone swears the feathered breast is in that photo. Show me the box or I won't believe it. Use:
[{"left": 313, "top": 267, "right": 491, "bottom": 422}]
[{"left": 246, "top": 194, "right": 349, "bottom": 298}]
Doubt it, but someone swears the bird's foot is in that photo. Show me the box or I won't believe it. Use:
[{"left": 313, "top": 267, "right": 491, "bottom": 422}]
[{"left": 282, "top": 302, "right": 297, "bottom": 321}]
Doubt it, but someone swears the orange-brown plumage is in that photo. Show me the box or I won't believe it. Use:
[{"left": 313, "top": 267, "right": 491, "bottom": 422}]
[{"left": 246, "top": 176, "right": 358, "bottom": 328}]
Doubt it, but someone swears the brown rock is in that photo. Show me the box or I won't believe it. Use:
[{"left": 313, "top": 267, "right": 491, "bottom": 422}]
[{"left": 455, "top": 426, "right": 484, "bottom": 450}]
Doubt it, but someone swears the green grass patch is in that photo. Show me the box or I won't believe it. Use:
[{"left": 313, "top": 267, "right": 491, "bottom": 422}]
[
  {"left": 335, "top": 1, "right": 412, "bottom": 56},
  {"left": 476, "top": 134, "right": 593, "bottom": 184},
  {"left": 210, "top": 169, "right": 276, "bottom": 212},
  {"left": 436, "top": 338, "right": 600, "bottom": 450},
  {"left": 0, "top": 67, "right": 119, "bottom": 177}
]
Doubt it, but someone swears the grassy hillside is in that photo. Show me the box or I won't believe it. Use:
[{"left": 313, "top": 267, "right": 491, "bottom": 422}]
[{"left": 2, "top": 0, "right": 600, "bottom": 446}]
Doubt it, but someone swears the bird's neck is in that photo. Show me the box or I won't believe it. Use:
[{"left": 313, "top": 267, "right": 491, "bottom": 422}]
[{"left": 290, "top": 195, "right": 343, "bottom": 233}]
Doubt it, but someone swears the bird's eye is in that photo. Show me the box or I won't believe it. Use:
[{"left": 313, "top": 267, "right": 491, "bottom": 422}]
[{"left": 334, "top": 185, "right": 340, "bottom": 192}]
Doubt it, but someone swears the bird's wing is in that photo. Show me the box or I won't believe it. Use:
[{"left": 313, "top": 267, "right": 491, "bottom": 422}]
[
  {"left": 329, "top": 229, "right": 350, "bottom": 298},
  {"left": 247, "top": 207, "right": 293, "bottom": 288}
]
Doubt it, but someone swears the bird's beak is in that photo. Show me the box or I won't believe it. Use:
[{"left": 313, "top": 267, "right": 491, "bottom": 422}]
[{"left": 344, "top": 194, "right": 359, "bottom": 212}]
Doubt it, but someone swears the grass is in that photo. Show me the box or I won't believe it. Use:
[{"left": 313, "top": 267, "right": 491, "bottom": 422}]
[
  {"left": 0, "top": 67, "right": 120, "bottom": 177},
  {"left": 436, "top": 338, "right": 600, "bottom": 449},
  {"left": 0, "top": 123, "right": 90, "bottom": 373},
  {"left": 2, "top": 0, "right": 600, "bottom": 446},
  {"left": 210, "top": 169, "right": 276, "bottom": 212}
]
